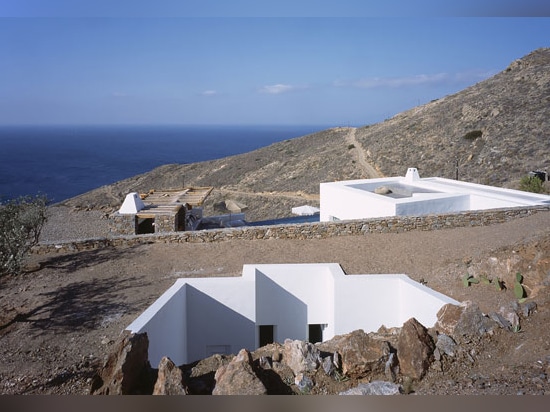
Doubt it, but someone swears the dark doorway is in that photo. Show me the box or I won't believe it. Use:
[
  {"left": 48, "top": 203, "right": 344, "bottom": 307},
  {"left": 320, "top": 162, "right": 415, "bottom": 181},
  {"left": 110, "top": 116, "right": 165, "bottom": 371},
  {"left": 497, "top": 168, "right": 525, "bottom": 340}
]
[
  {"left": 136, "top": 217, "right": 155, "bottom": 234},
  {"left": 259, "top": 325, "right": 274, "bottom": 347},
  {"left": 308, "top": 324, "right": 323, "bottom": 344}
]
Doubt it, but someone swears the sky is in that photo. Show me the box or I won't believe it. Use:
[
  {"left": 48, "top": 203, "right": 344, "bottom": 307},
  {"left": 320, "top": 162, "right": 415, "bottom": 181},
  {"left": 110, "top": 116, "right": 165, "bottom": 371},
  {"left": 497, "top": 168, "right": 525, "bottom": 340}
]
[{"left": 0, "top": 1, "right": 549, "bottom": 126}]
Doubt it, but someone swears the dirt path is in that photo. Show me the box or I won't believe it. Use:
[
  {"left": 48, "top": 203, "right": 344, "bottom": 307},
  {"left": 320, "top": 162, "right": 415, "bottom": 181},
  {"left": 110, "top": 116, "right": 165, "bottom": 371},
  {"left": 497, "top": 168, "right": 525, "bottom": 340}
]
[
  {"left": 218, "top": 188, "right": 320, "bottom": 202},
  {"left": 344, "top": 127, "right": 382, "bottom": 178}
]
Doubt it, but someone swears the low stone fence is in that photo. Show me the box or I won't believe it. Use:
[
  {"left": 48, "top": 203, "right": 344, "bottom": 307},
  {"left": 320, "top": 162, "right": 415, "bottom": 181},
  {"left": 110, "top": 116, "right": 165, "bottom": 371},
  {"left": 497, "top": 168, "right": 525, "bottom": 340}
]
[{"left": 32, "top": 205, "right": 550, "bottom": 255}]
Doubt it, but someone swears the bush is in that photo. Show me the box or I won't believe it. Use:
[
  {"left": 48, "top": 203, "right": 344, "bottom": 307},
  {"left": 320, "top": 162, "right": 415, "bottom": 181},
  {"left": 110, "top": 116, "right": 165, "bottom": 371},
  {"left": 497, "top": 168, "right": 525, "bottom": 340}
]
[
  {"left": 519, "top": 175, "right": 544, "bottom": 193},
  {"left": 0, "top": 195, "right": 48, "bottom": 277}
]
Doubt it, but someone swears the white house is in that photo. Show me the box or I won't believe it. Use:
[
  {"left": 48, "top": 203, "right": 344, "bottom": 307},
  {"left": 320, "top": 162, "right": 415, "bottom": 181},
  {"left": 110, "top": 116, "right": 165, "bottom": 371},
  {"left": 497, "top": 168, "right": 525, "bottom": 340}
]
[
  {"left": 320, "top": 167, "right": 550, "bottom": 222},
  {"left": 126, "top": 263, "right": 460, "bottom": 366}
]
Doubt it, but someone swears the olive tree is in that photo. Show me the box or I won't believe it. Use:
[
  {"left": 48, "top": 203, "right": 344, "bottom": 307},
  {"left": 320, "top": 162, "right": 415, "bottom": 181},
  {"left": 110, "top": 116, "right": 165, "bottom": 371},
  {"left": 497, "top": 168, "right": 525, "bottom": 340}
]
[{"left": 0, "top": 195, "right": 48, "bottom": 277}]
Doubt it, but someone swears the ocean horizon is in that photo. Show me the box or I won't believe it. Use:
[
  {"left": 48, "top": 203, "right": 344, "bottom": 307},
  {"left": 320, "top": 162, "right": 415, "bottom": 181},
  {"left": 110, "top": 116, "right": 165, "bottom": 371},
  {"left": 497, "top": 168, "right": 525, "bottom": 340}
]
[{"left": 0, "top": 124, "right": 332, "bottom": 204}]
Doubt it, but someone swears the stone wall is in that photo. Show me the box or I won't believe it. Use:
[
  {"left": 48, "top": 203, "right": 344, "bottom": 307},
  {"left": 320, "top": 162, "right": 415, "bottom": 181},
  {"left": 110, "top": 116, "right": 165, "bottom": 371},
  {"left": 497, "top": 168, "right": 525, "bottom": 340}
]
[{"left": 32, "top": 206, "right": 550, "bottom": 255}]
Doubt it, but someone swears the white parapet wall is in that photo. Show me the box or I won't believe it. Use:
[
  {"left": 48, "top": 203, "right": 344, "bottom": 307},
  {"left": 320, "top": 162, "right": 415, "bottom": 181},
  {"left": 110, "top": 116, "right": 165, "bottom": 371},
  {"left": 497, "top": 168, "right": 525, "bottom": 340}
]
[
  {"left": 320, "top": 167, "right": 550, "bottom": 222},
  {"left": 126, "top": 263, "right": 460, "bottom": 367}
]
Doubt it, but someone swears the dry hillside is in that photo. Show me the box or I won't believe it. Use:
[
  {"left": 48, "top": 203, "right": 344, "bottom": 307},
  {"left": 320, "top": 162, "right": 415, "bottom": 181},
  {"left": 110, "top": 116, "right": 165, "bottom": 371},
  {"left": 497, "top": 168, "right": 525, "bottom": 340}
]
[{"left": 60, "top": 48, "right": 550, "bottom": 222}]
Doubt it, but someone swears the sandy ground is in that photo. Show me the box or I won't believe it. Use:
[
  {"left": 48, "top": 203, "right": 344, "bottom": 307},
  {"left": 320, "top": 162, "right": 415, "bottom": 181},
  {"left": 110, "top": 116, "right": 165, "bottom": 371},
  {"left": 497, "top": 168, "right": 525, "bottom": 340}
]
[{"left": 0, "top": 209, "right": 549, "bottom": 394}]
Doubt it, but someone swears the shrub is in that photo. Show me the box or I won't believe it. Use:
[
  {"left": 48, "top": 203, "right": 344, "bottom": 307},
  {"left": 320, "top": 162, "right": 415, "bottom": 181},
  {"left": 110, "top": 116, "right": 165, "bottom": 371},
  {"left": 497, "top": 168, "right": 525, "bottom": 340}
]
[
  {"left": 519, "top": 175, "right": 544, "bottom": 193},
  {"left": 0, "top": 195, "right": 48, "bottom": 277},
  {"left": 347, "top": 144, "right": 355, "bottom": 150},
  {"left": 462, "top": 130, "right": 483, "bottom": 140}
]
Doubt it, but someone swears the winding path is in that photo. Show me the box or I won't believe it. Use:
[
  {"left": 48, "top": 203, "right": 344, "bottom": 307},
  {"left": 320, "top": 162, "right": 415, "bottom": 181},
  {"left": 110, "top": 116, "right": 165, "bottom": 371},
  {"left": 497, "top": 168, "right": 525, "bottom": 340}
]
[{"left": 344, "top": 127, "right": 382, "bottom": 178}]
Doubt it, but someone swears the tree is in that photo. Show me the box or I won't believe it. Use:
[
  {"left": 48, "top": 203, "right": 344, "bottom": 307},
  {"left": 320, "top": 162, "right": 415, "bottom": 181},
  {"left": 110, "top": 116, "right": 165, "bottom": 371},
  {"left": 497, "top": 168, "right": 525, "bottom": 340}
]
[
  {"left": 519, "top": 175, "right": 545, "bottom": 194},
  {"left": 0, "top": 195, "right": 48, "bottom": 277}
]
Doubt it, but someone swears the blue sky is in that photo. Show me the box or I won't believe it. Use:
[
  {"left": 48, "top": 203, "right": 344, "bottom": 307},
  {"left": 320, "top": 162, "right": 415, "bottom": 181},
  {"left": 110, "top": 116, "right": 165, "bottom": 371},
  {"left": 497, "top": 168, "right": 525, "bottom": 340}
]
[{"left": 0, "top": 2, "right": 549, "bottom": 126}]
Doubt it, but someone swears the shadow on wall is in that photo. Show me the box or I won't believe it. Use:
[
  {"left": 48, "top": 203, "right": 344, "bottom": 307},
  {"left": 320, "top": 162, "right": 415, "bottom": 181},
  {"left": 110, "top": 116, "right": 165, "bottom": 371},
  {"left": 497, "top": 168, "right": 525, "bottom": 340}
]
[{"left": 184, "top": 286, "right": 256, "bottom": 364}]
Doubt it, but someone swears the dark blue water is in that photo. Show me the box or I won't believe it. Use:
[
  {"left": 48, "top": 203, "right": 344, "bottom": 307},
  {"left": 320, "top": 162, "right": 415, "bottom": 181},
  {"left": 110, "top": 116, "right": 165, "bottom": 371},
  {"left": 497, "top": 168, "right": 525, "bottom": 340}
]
[{"left": 0, "top": 124, "right": 328, "bottom": 203}]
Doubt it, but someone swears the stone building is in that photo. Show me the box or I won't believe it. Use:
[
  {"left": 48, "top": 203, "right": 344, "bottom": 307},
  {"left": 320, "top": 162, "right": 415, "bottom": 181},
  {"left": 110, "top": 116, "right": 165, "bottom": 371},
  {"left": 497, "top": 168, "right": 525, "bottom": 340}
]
[{"left": 109, "top": 187, "right": 213, "bottom": 236}]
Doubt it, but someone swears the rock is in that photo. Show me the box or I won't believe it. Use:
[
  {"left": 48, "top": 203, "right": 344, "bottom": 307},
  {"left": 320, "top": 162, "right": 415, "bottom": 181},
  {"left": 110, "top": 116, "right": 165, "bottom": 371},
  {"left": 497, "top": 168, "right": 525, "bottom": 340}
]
[
  {"left": 489, "top": 312, "right": 512, "bottom": 329},
  {"left": 435, "top": 333, "right": 457, "bottom": 357},
  {"left": 498, "top": 304, "right": 520, "bottom": 330},
  {"left": 294, "top": 373, "right": 314, "bottom": 393},
  {"left": 282, "top": 339, "right": 320, "bottom": 375},
  {"left": 153, "top": 357, "right": 186, "bottom": 395},
  {"left": 317, "top": 329, "right": 390, "bottom": 377},
  {"left": 321, "top": 354, "right": 335, "bottom": 376},
  {"left": 521, "top": 301, "right": 537, "bottom": 317},
  {"left": 259, "top": 356, "right": 272, "bottom": 370},
  {"left": 397, "top": 318, "right": 434, "bottom": 380},
  {"left": 435, "top": 302, "right": 498, "bottom": 343},
  {"left": 272, "top": 348, "right": 282, "bottom": 363},
  {"left": 374, "top": 186, "right": 393, "bottom": 195},
  {"left": 90, "top": 331, "right": 152, "bottom": 395},
  {"left": 384, "top": 352, "right": 399, "bottom": 382},
  {"left": 212, "top": 349, "right": 267, "bottom": 395},
  {"left": 339, "top": 381, "right": 402, "bottom": 395}
]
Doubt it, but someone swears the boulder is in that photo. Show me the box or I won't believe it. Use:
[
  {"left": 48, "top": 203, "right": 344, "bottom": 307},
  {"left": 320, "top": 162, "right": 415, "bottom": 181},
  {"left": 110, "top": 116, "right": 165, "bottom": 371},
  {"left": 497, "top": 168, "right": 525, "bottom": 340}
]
[
  {"left": 212, "top": 349, "right": 267, "bottom": 395},
  {"left": 317, "top": 329, "right": 390, "bottom": 377},
  {"left": 435, "top": 302, "right": 498, "bottom": 343},
  {"left": 339, "top": 381, "right": 402, "bottom": 395},
  {"left": 282, "top": 339, "right": 320, "bottom": 375},
  {"left": 435, "top": 333, "right": 457, "bottom": 358},
  {"left": 294, "top": 373, "right": 314, "bottom": 393},
  {"left": 397, "top": 318, "right": 434, "bottom": 380},
  {"left": 153, "top": 357, "right": 186, "bottom": 395},
  {"left": 90, "top": 331, "right": 152, "bottom": 395}
]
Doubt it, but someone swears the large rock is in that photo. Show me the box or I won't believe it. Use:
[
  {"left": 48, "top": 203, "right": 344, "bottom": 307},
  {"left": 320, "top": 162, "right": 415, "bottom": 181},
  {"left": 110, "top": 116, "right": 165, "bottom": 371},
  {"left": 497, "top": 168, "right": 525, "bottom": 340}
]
[
  {"left": 90, "top": 331, "right": 152, "bottom": 395},
  {"left": 435, "top": 302, "right": 498, "bottom": 343},
  {"left": 397, "top": 318, "right": 434, "bottom": 380},
  {"left": 212, "top": 349, "right": 267, "bottom": 395},
  {"left": 153, "top": 357, "right": 186, "bottom": 395},
  {"left": 339, "top": 381, "right": 402, "bottom": 395},
  {"left": 282, "top": 339, "right": 320, "bottom": 375},
  {"left": 317, "top": 329, "right": 391, "bottom": 377}
]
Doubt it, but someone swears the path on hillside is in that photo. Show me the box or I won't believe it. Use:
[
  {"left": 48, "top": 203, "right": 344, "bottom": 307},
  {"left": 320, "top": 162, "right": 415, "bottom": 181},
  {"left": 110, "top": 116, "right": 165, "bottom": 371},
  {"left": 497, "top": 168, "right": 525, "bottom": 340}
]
[
  {"left": 218, "top": 188, "right": 320, "bottom": 201},
  {"left": 344, "top": 127, "right": 382, "bottom": 178}
]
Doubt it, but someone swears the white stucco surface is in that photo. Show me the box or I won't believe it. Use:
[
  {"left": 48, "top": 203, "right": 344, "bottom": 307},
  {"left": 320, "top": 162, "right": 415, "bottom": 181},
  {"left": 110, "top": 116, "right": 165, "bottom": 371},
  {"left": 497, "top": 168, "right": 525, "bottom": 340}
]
[
  {"left": 126, "top": 263, "right": 460, "bottom": 366},
  {"left": 320, "top": 168, "right": 550, "bottom": 222},
  {"left": 118, "top": 192, "right": 145, "bottom": 214}
]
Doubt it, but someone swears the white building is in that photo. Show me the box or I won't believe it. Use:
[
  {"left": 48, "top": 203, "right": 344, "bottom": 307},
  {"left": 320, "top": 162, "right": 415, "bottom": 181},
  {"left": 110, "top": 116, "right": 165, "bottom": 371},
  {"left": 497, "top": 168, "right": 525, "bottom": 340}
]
[
  {"left": 320, "top": 167, "right": 550, "bottom": 222},
  {"left": 126, "top": 263, "right": 459, "bottom": 366}
]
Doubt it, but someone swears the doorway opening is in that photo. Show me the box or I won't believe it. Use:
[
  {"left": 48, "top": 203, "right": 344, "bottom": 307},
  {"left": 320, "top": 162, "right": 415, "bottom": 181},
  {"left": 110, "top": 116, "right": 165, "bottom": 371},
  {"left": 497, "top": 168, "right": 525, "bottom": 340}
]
[
  {"left": 136, "top": 217, "right": 155, "bottom": 234},
  {"left": 259, "top": 325, "right": 275, "bottom": 347},
  {"left": 308, "top": 324, "right": 324, "bottom": 344}
]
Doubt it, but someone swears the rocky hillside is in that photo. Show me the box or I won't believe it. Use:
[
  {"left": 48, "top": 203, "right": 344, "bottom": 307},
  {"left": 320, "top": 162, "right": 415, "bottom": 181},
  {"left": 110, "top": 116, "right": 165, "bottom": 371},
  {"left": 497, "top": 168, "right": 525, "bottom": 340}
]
[{"left": 61, "top": 48, "right": 550, "bottom": 222}]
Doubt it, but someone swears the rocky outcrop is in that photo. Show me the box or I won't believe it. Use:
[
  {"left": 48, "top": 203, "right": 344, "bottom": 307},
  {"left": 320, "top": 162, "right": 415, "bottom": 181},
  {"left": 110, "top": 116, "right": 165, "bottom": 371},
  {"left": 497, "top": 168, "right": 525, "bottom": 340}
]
[
  {"left": 91, "top": 296, "right": 541, "bottom": 395},
  {"left": 212, "top": 349, "right": 267, "bottom": 395},
  {"left": 90, "top": 331, "right": 152, "bottom": 395},
  {"left": 153, "top": 357, "right": 186, "bottom": 395},
  {"left": 435, "top": 302, "right": 498, "bottom": 343},
  {"left": 317, "top": 329, "right": 391, "bottom": 377},
  {"left": 282, "top": 339, "right": 320, "bottom": 375},
  {"left": 397, "top": 318, "right": 435, "bottom": 380},
  {"left": 339, "top": 381, "right": 402, "bottom": 395}
]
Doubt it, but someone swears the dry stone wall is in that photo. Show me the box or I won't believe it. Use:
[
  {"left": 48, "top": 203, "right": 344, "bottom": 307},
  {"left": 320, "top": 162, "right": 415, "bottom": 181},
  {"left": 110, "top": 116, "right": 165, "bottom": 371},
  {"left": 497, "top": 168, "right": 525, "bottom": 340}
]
[{"left": 32, "top": 206, "right": 550, "bottom": 255}]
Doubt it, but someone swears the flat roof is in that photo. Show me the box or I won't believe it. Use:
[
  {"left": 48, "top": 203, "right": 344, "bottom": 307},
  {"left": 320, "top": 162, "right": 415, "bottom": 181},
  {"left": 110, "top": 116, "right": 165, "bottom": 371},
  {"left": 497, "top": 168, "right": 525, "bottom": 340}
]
[{"left": 136, "top": 187, "right": 213, "bottom": 217}]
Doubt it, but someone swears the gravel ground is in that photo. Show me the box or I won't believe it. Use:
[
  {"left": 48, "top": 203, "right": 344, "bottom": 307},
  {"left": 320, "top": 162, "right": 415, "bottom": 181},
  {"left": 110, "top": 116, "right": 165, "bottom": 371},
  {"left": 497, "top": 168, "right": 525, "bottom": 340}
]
[{"left": 2, "top": 206, "right": 549, "bottom": 395}]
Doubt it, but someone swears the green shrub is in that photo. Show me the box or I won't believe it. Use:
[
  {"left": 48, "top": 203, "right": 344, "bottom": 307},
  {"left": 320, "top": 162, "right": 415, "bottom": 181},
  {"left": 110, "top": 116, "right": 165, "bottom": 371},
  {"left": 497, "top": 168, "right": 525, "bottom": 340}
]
[
  {"left": 519, "top": 175, "right": 544, "bottom": 193},
  {"left": 0, "top": 195, "right": 48, "bottom": 277},
  {"left": 347, "top": 144, "right": 355, "bottom": 150}
]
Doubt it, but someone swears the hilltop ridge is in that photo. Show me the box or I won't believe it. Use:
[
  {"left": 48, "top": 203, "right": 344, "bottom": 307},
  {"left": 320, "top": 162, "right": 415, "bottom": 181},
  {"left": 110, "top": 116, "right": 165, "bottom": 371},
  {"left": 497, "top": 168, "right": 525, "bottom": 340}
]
[{"left": 61, "top": 48, "right": 550, "bottom": 222}]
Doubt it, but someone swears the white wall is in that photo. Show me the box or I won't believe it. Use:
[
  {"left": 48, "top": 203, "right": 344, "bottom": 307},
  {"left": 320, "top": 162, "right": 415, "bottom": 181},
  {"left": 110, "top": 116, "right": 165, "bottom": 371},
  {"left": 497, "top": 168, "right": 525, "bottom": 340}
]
[
  {"left": 396, "top": 276, "right": 458, "bottom": 327},
  {"left": 126, "top": 279, "right": 188, "bottom": 367},
  {"left": 320, "top": 172, "right": 550, "bottom": 223},
  {"left": 126, "top": 264, "right": 460, "bottom": 366},
  {"left": 395, "top": 193, "right": 470, "bottom": 216},
  {"left": 320, "top": 183, "right": 397, "bottom": 221}
]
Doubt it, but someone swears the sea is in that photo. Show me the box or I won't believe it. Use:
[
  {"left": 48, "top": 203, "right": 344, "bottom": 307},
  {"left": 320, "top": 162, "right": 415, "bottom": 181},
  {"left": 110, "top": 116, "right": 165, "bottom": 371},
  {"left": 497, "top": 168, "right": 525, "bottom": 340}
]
[{"left": 0, "top": 124, "right": 329, "bottom": 204}]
